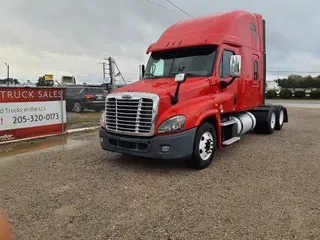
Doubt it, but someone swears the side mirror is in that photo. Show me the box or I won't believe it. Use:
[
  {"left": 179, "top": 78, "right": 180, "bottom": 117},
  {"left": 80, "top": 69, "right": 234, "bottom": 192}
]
[
  {"left": 220, "top": 80, "right": 228, "bottom": 90},
  {"left": 229, "top": 55, "right": 241, "bottom": 77},
  {"left": 175, "top": 73, "right": 187, "bottom": 83},
  {"left": 139, "top": 64, "right": 145, "bottom": 80}
]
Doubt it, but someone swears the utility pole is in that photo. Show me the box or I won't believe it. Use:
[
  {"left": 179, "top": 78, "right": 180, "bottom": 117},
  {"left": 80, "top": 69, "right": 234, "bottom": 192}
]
[
  {"left": 105, "top": 57, "right": 116, "bottom": 91},
  {"left": 4, "top": 63, "right": 9, "bottom": 86},
  {"left": 103, "top": 62, "right": 106, "bottom": 81},
  {"left": 99, "top": 62, "right": 107, "bottom": 83},
  {"left": 103, "top": 57, "right": 128, "bottom": 91}
]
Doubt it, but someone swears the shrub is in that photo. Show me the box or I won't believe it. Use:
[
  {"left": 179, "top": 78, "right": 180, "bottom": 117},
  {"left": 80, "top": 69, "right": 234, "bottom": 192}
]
[
  {"left": 310, "top": 90, "right": 320, "bottom": 99},
  {"left": 266, "top": 90, "right": 278, "bottom": 99},
  {"left": 294, "top": 90, "right": 306, "bottom": 98},
  {"left": 279, "top": 89, "right": 293, "bottom": 99}
]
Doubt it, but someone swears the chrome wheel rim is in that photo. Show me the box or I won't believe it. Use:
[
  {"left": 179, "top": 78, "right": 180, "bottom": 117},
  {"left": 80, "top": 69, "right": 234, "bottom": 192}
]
[{"left": 199, "top": 132, "right": 214, "bottom": 161}]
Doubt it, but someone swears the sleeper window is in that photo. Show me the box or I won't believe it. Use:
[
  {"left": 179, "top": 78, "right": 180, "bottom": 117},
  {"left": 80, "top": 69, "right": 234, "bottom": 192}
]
[{"left": 250, "top": 23, "right": 258, "bottom": 39}]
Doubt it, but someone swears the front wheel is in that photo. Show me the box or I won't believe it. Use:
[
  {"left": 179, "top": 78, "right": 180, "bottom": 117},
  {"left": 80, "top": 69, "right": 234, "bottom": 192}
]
[{"left": 186, "top": 122, "right": 217, "bottom": 170}]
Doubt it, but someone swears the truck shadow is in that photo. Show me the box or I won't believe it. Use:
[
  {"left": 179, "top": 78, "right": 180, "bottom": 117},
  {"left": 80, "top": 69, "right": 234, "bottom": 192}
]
[
  {"left": 104, "top": 151, "right": 225, "bottom": 172},
  {"left": 112, "top": 154, "right": 189, "bottom": 171},
  {"left": 103, "top": 154, "right": 201, "bottom": 172}
]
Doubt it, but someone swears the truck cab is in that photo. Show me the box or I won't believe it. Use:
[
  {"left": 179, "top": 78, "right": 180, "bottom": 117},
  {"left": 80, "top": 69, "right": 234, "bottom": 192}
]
[{"left": 99, "top": 10, "right": 288, "bottom": 169}]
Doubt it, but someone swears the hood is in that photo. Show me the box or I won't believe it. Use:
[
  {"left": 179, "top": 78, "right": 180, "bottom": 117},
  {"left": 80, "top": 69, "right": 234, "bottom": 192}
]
[
  {"left": 113, "top": 77, "right": 211, "bottom": 101},
  {"left": 113, "top": 78, "right": 177, "bottom": 96},
  {"left": 112, "top": 77, "right": 214, "bottom": 125}
]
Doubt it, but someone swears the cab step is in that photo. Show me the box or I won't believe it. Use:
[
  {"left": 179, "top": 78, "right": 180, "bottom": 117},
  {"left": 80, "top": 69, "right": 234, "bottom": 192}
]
[{"left": 222, "top": 137, "right": 241, "bottom": 146}]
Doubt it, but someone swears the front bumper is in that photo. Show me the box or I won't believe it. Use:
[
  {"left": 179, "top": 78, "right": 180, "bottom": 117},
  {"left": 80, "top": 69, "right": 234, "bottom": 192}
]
[{"left": 99, "top": 127, "right": 196, "bottom": 160}]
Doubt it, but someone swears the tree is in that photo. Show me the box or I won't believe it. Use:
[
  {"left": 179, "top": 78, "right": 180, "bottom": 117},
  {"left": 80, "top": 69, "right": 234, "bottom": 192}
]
[
  {"left": 274, "top": 74, "right": 320, "bottom": 89},
  {"left": 12, "top": 78, "right": 20, "bottom": 85},
  {"left": 0, "top": 78, "right": 20, "bottom": 85},
  {"left": 275, "top": 78, "right": 287, "bottom": 88},
  {"left": 302, "top": 75, "right": 313, "bottom": 88}
]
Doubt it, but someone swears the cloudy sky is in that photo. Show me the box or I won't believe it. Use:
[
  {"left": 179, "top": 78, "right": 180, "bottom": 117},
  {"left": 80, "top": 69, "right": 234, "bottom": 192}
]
[{"left": 1, "top": 0, "right": 320, "bottom": 84}]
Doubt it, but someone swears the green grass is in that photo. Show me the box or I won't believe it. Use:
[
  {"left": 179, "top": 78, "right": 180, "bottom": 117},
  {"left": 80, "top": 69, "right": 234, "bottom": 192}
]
[{"left": 67, "top": 111, "right": 102, "bottom": 129}]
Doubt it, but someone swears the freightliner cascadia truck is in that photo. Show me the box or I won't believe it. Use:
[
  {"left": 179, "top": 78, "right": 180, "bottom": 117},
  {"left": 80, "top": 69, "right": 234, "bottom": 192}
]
[{"left": 99, "top": 10, "right": 288, "bottom": 169}]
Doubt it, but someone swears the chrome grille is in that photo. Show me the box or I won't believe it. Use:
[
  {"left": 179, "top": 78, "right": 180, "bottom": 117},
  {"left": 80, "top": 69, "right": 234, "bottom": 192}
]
[{"left": 105, "top": 92, "right": 159, "bottom": 136}]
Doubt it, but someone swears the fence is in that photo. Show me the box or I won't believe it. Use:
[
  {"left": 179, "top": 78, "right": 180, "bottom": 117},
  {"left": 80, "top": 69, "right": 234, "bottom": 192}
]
[{"left": 0, "top": 86, "right": 67, "bottom": 143}]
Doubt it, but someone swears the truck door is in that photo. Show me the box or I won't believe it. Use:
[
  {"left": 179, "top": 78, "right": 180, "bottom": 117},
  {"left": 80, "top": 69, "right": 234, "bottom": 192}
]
[
  {"left": 252, "top": 54, "right": 260, "bottom": 105},
  {"left": 216, "top": 44, "right": 241, "bottom": 113}
]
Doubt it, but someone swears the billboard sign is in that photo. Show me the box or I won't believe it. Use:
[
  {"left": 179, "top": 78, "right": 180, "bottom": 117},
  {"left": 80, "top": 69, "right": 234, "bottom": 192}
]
[{"left": 0, "top": 87, "right": 67, "bottom": 142}]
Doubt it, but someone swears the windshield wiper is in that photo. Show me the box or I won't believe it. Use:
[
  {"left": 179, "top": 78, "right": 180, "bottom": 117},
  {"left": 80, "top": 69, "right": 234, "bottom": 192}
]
[
  {"left": 170, "top": 72, "right": 197, "bottom": 77},
  {"left": 143, "top": 73, "right": 159, "bottom": 79}
]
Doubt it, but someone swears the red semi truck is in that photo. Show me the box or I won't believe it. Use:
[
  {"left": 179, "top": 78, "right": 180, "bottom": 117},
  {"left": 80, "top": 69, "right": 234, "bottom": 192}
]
[{"left": 99, "top": 10, "right": 288, "bottom": 169}]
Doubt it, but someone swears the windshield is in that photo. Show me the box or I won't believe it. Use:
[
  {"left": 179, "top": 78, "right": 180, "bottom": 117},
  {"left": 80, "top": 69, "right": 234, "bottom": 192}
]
[
  {"left": 143, "top": 45, "right": 217, "bottom": 79},
  {"left": 84, "top": 88, "right": 104, "bottom": 95}
]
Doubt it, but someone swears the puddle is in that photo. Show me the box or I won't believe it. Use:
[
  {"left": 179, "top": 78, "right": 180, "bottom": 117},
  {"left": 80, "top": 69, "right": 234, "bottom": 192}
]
[{"left": 0, "top": 135, "right": 88, "bottom": 164}]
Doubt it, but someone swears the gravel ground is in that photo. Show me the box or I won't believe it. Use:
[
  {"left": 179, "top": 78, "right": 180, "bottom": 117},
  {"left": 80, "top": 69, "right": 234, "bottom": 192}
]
[{"left": 0, "top": 107, "right": 320, "bottom": 240}]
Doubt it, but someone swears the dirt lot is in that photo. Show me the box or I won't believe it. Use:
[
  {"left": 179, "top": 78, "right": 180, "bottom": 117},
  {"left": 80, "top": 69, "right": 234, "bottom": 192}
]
[{"left": 0, "top": 107, "right": 320, "bottom": 240}]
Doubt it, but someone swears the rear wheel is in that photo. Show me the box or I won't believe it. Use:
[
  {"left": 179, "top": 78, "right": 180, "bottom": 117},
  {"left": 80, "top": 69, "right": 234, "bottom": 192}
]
[
  {"left": 186, "top": 122, "right": 217, "bottom": 170},
  {"left": 269, "top": 111, "right": 276, "bottom": 133},
  {"left": 275, "top": 106, "right": 284, "bottom": 130},
  {"left": 254, "top": 106, "right": 277, "bottom": 134}
]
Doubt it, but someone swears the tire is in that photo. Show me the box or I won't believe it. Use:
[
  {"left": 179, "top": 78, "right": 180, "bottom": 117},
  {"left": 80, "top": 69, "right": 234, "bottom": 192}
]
[
  {"left": 254, "top": 106, "right": 277, "bottom": 134},
  {"left": 265, "top": 107, "right": 277, "bottom": 134},
  {"left": 275, "top": 106, "right": 284, "bottom": 130},
  {"left": 186, "top": 122, "right": 217, "bottom": 170},
  {"left": 73, "top": 101, "right": 83, "bottom": 113}
]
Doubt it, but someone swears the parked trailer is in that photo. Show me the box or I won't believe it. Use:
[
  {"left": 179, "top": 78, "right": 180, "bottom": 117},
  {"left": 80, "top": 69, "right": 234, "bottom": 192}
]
[{"left": 99, "top": 10, "right": 288, "bottom": 169}]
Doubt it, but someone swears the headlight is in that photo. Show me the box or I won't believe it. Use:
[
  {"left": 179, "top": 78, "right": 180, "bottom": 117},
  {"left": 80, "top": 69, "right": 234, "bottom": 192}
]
[
  {"left": 100, "top": 111, "right": 106, "bottom": 127},
  {"left": 157, "top": 115, "right": 186, "bottom": 133}
]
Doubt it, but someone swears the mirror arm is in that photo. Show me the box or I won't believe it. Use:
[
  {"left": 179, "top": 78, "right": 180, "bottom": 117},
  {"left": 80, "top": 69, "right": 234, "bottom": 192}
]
[
  {"left": 221, "top": 77, "right": 237, "bottom": 90},
  {"left": 226, "top": 77, "right": 237, "bottom": 87},
  {"left": 171, "top": 82, "right": 181, "bottom": 105}
]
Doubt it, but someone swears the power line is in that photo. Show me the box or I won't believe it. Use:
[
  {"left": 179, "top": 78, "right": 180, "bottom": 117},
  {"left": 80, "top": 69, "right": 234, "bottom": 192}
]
[
  {"left": 166, "top": 0, "right": 194, "bottom": 18},
  {"left": 267, "top": 70, "right": 320, "bottom": 74},
  {"left": 143, "top": 0, "right": 181, "bottom": 14}
]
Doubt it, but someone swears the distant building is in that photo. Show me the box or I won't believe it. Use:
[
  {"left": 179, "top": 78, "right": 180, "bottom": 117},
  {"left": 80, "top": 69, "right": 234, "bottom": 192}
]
[{"left": 266, "top": 81, "right": 280, "bottom": 91}]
